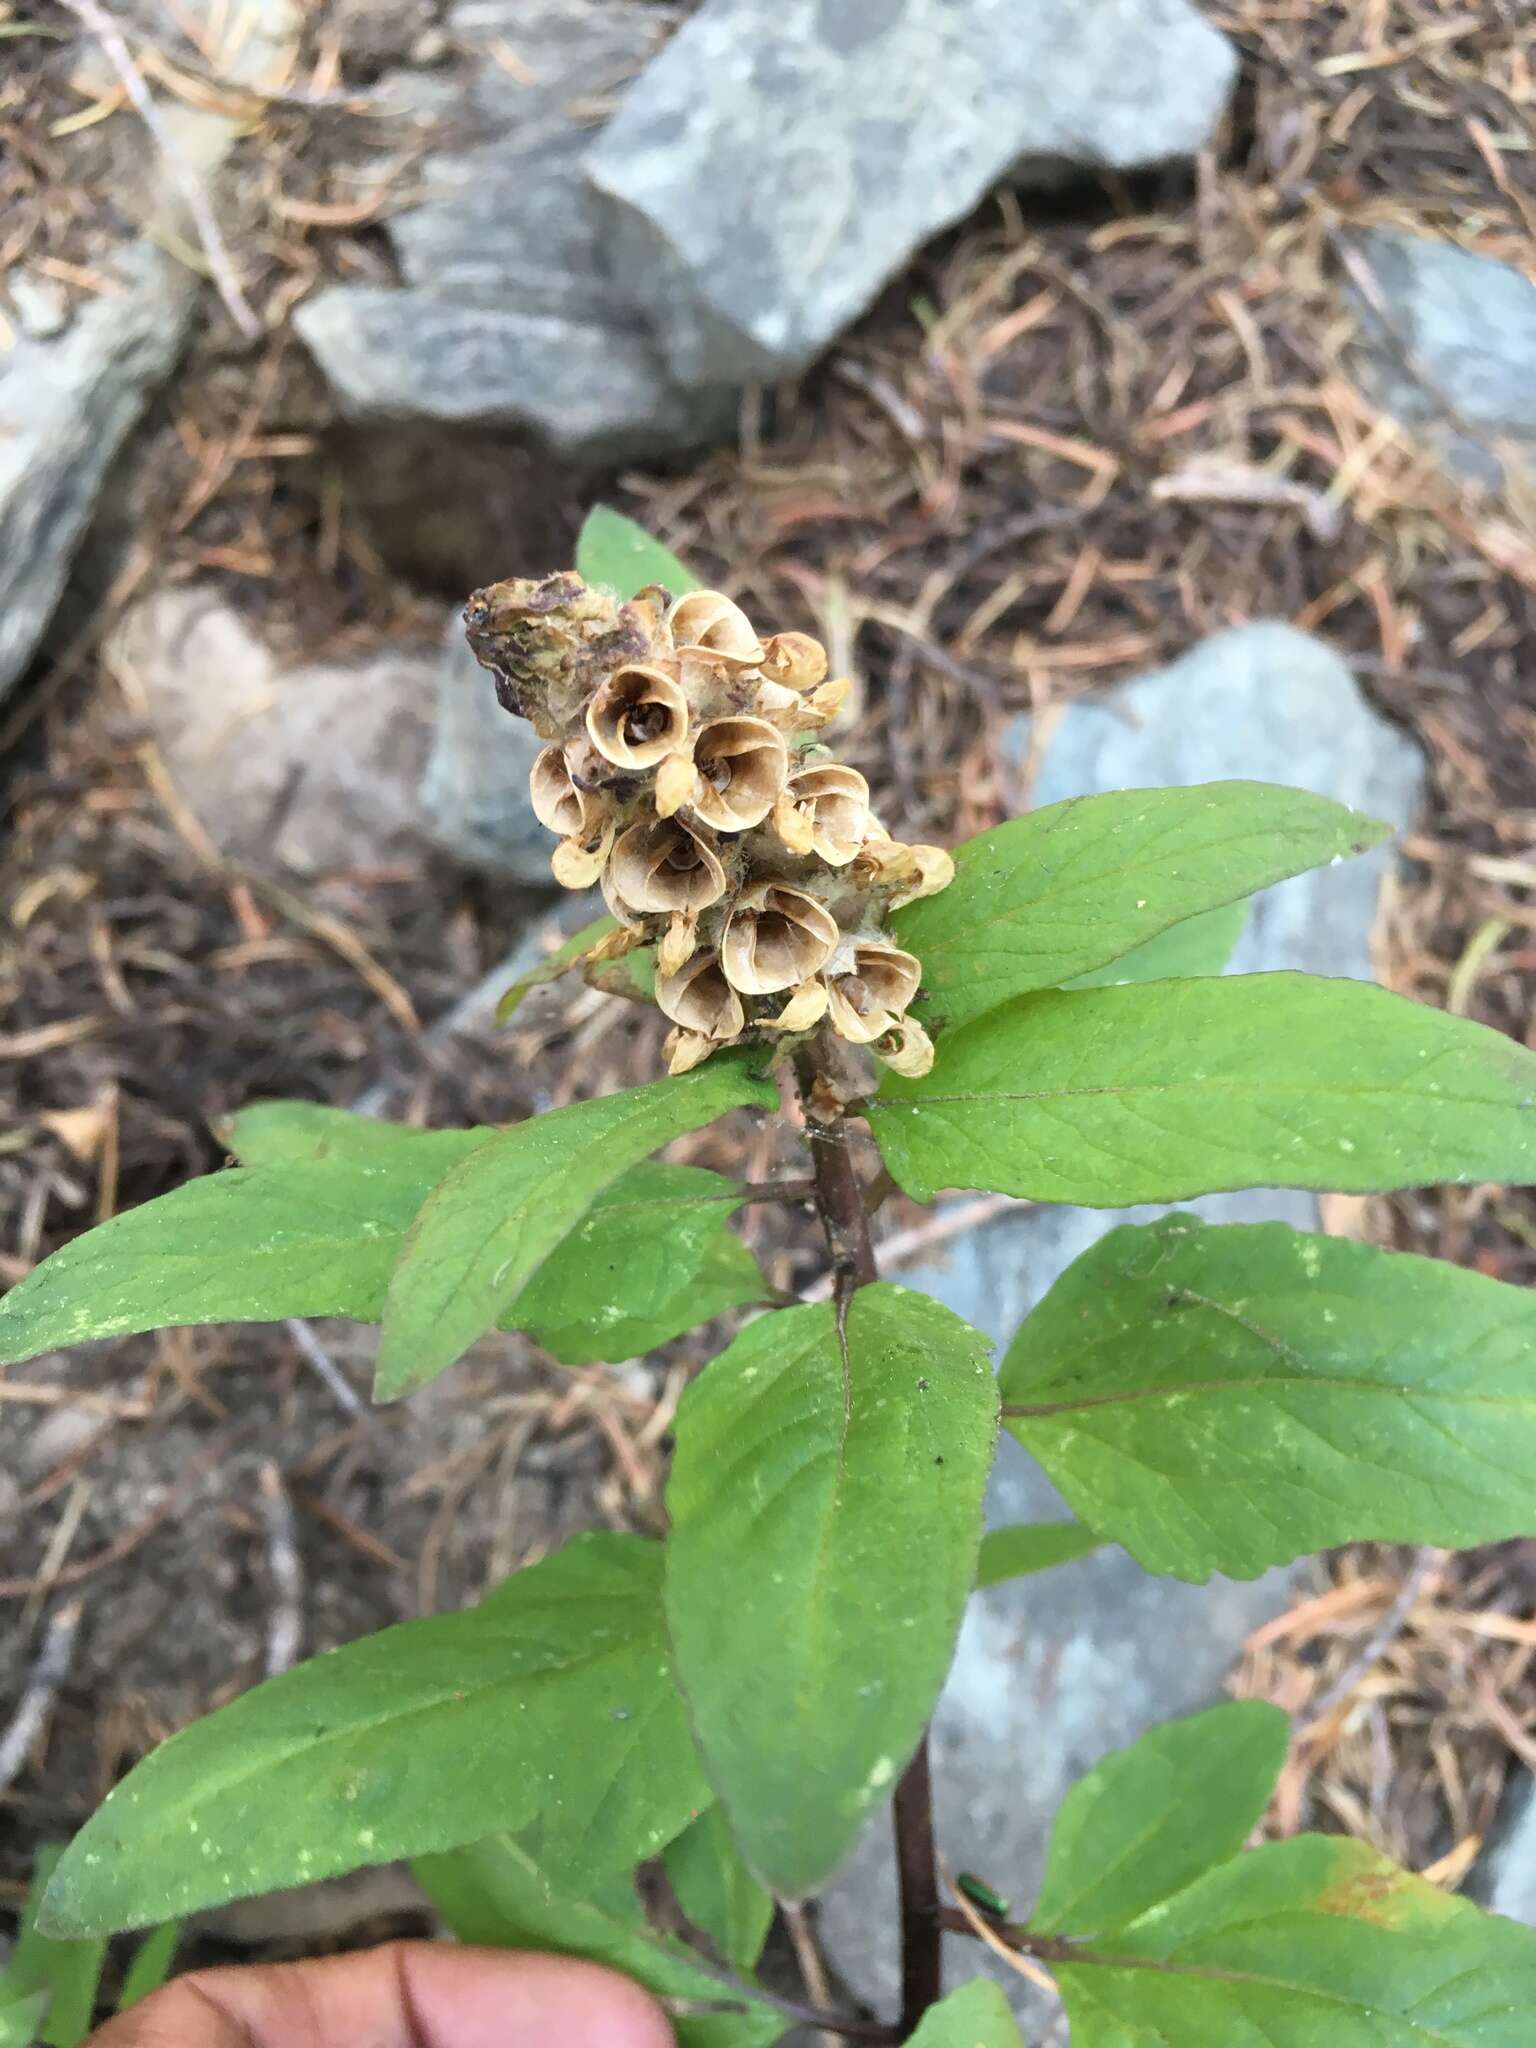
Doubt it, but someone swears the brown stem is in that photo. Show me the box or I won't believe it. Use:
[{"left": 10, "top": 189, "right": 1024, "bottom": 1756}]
[{"left": 794, "top": 1048, "right": 943, "bottom": 2038}]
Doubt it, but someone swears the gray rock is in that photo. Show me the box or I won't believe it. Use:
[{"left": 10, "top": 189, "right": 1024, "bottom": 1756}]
[
  {"left": 1346, "top": 227, "right": 1536, "bottom": 490},
  {"left": 1476, "top": 1773, "right": 1536, "bottom": 1927},
  {"left": 0, "top": 245, "right": 196, "bottom": 701},
  {"left": 586, "top": 0, "right": 1236, "bottom": 386},
  {"left": 421, "top": 608, "right": 559, "bottom": 881},
  {"left": 108, "top": 588, "right": 435, "bottom": 875},
  {"left": 817, "top": 623, "right": 1427, "bottom": 2026},
  {"left": 295, "top": 0, "right": 728, "bottom": 460}
]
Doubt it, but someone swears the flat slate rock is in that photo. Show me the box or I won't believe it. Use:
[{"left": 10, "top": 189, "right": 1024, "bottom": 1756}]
[
  {"left": 0, "top": 244, "right": 196, "bottom": 702},
  {"left": 295, "top": 0, "right": 729, "bottom": 459},
  {"left": 1346, "top": 226, "right": 1536, "bottom": 490},
  {"left": 816, "top": 622, "right": 1427, "bottom": 2027},
  {"left": 587, "top": 0, "right": 1236, "bottom": 385}
]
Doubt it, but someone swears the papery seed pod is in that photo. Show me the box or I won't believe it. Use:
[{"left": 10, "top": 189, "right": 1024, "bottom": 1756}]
[
  {"left": 657, "top": 948, "right": 746, "bottom": 1042},
  {"left": 550, "top": 814, "right": 616, "bottom": 890},
  {"left": 586, "top": 663, "right": 690, "bottom": 769},
  {"left": 751, "top": 680, "right": 806, "bottom": 733},
  {"left": 761, "top": 978, "right": 830, "bottom": 1033},
  {"left": 826, "top": 942, "right": 922, "bottom": 1044},
  {"left": 721, "top": 880, "right": 839, "bottom": 996},
  {"left": 654, "top": 747, "right": 699, "bottom": 821},
  {"left": 887, "top": 843, "right": 956, "bottom": 910},
  {"left": 658, "top": 911, "right": 700, "bottom": 978},
  {"left": 774, "top": 762, "right": 870, "bottom": 867},
  {"left": 689, "top": 717, "right": 788, "bottom": 832},
  {"left": 530, "top": 742, "right": 609, "bottom": 837},
  {"left": 667, "top": 591, "right": 765, "bottom": 669},
  {"left": 873, "top": 1014, "right": 935, "bottom": 1079},
  {"left": 610, "top": 815, "right": 727, "bottom": 917},
  {"left": 663, "top": 1026, "right": 718, "bottom": 1076},
  {"left": 759, "top": 631, "right": 828, "bottom": 691}
]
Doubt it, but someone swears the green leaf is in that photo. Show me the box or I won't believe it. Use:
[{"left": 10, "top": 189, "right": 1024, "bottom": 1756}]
[
  {"left": 1055, "top": 1833, "right": 1536, "bottom": 2046},
  {"left": 116, "top": 1924, "right": 181, "bottom": 2011},
  {"left": 523, "top": 1215, "right": 764, "bottom": 1367},
  {"left": 586, "top": 943, "right": 659, "bottom": 1004},
  {"left": 871, "top": 973, "right": 1536, "bottom": 1206},
  {"left": 906, "top": 1980, "right": 1025, "bottom": 2046},
  {"left": 1034, "top": 1703, "right": 1288, "bottom": 1938},
  {"left": 220, "top": 1100, "right": 493, "bottom": 1172},
  {"left": 575, "top": 506, "right": 700, "bottom": 601},
  {"left": 1003, "top": 1213, "right": 1536, "bottom": 1581},
  {"left": 892, "top": 783, "right": 1386, "bottom": 1035},
  {"left": 377, "top": 1055, "right": 775, "bottom": 1398},
  {"left": 496, "top": 916, "right": 622, "bottom": 1023},
  {"left": 666, "top": 1286, "right": 999, "bottom": 1897},
  {"left": 415, "top": 1835, "right": 781, "bottom": 2048},
  {"left": 41, "top": 1534, "right": 710, "bottom": 1937},
  {"left": 1065, "top": 901, "right": 1247, "bottom": 989},
  {"left": 664, "top": 1807, "right": 774, "bottom": 1976},
  {"left": 976, "top": 1519, "right": 1103, "bottom": 1588},
  {"left": 0, "top": 1162, "right": 438, "bottom": 1368},
  {"left": 1, "top": 1849, "right": 105, "bottom": 2047}
]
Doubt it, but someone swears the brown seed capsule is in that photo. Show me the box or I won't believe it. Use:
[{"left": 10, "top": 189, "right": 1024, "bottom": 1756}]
[
  {"left": 761, "top": 978, "right": 830, "bottom": 1033},
  {"left": 550, "top": 813, "right": 616, "bottom": 890},
  {"left": 609, "top": 816, "right": 727, "bottom": 917},
  {"left": 689, "top": 717, "right": 788, "bottom": 832},
  {"left": 873, "top": 1014, "right": 935, "bottom": 1079},
  {"left": 798, "top": 675, "right": 850, "bottom": 730},
  {"left": 826, "top": 942, "right": 922, "bottom": 1044},
  {"left": 530, "top": 742, "right": 607, "bottom": 837},
  {"left": 657, "top": 949, "right": 746, "bottom": 1041},
  {"left": 586, "top": 663, "right": 690, "bottom": 769},
  {"left": 759, "top": 631, "right": 828, "bottom": 691},
  {"left": 721, "top": 880, "right": 839, "bottom": 996},
  {"left": 667, "top": 591, "right": 765, "bottom": 669},
  {"left": 774, "top": 762, "right": 870, "bottom": 867}
]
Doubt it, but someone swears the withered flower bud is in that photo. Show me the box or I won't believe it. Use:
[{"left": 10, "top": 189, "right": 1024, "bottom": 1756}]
[
  {"left": 654, "top": 746, "right": 699, "bottom": 820},
  {"left": 667, "top": 591, "right": 765, "bottom": 669},
  {"left": 610, "top": 815, "right": 727, "bottom": 917},
  {"left": 826, "top": 942, "right": 922, "bottom": 1045},
  {"left": 464, "top": 574, "right": 658, "bottom": 734},
  {"left": 799, "top": 675, "right": 850, "bottom": 729},
  {"left": 586, "top": 663, "right": 690, "bottom": 770},
  {"left": 657, "top": 949, "right": 746, "bottom": 1042},
  {"left": 857, "top": 831, "right": 956, "bottom": 907},
  {"left": 550, "top": 813, "right": 617, "bottom": 890},
  {"left": 774, "top": 763, "right": 869, "bottom": 867},
  {"left": 658, "top": 911, "right": 700, "bottom": 978},
  {"left": 873, "top": 1014, "right": 935, "bottom": 1079},
  {"left": 721, "top": 880, "right": 839, "bottom": 996},
  {"left": 689, "top": 717, "right": 788, "bottom": 831},
  {"left": 760, "top": 631, "right": 828, "bottom": 690}
]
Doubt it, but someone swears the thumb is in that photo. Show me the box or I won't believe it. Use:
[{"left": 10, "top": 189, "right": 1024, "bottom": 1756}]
[{"left": 86, "top": 1940, "right": 675, "bottom": 2048}]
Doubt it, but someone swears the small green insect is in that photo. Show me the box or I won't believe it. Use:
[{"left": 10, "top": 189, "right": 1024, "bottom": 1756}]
[{"left": 956, "top": 1870, "right": 1011, "bottom": 1920}]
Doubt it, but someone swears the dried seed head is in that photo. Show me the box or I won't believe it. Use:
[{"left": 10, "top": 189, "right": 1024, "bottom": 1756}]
[
  {"left": 775, "top": 762, "right": 870, "bottom": 866},
  {"left": 873, "top": 1014, "right": 935, "bottom": 1079},
  {"left": 761, "top": 978, "right": 830, "bottom": 1033},
  {"left": 663, "top": 1026, "right": 717, "bottom": 1076},
  {"left": 586, "top": 663, "right": 690, "bottom": 769},
  {"left": 721, "top": 880, "right": 839, "bottom": 996},
  {"left": 550, "top": 813, "right": 616, "bottom": 890},
  {"left": 759, "top": 631, "right": 828, "bottom": 690},
  {"left": 689, "top": 717, "right": 789, "bottom": 832},
  {"left": 667, "top": 591, "right": 765, "bottom": 669},
  {"left": 656, "top": 949, "right": 746, "bottom": 1041},
  {"left": 826, "top": 942, "right": 922, "bottom": 1044},
  {"left": 610, "top": 815, "right": 727, "bottom": 917}
]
